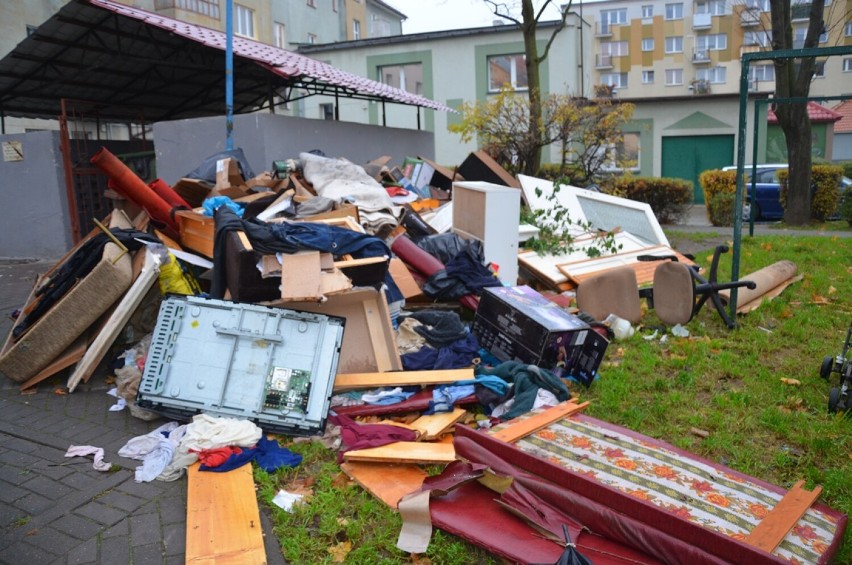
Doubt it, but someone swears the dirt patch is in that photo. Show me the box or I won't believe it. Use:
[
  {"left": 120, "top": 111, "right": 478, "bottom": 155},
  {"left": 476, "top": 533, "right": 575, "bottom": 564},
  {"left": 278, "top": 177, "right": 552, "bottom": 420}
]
[{"left": 666, "top": 233, "right": 732, "bottom": 258}]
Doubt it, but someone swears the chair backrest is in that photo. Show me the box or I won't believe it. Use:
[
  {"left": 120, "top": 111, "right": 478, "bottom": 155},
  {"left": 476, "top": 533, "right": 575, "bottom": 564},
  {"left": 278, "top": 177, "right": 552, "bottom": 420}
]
[
  {"left": 576, "top": 267, "right": 642, "bottom": 324},
  {"left": 652, "top": 261, "right": 695, "bottom": 326}
]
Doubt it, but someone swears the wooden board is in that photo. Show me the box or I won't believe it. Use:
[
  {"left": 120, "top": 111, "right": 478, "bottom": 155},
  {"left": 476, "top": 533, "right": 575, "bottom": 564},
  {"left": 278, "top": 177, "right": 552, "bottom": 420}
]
[
  {"left": 343, "top": 442, "right": 455, "bottom": 465},
  {"left": 340, "top": 461, "right": 426, "bottom": 509},
  {"left": 280, "top": 250, "right": 322, "bottom": 301},
  {"left": 333, "top": 368, "right": 473, "bottom": 393},
  {"left": 408, "top": 408, "right": 467, "bottom": 441},
  {"left": 186, "top": 462, "right": 266, "bottom": 564},
  {"left": 66, "top": 249, "right": 159, "bottom": 392},
  {"left": 558, "top": 246, "right": 696, "bottom": 286},
  {"left": 490, "top": 401, "right": 590, "bottom": 444},
  {"left": 744, "top": 480, "right": 823, "bottom": 553}
]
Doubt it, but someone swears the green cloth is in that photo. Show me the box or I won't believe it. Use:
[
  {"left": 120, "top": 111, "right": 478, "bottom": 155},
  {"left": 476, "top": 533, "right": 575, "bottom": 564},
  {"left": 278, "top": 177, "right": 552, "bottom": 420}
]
[{"left": 474, "top": 361, "right": 570, "bottom": 420}]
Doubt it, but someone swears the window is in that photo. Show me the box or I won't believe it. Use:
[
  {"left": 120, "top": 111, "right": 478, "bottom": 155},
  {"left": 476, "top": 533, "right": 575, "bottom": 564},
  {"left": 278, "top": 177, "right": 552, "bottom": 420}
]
[
  {"left": 320, "top": 103, "right": 334, "bottom": 120},
  {"left": 642, "top": 5, "right": 653, "bottom": 18},
  {"left": 793, "top": 26, "right": 807, "bottom": 48},
  {"left": 665, "top": 3, "right": 683, "bottom": 20},
  {"left": 744, "top": 30, "right": 772, "bottom": 46},
  {"left": 379, "top": 63, "right": 423, "bottom": 94},
  {"left": 642, "top": 70, "right": 655, "bottom": 83},
  {"left": 846, "top": 22, "right": 852, "bottom": 36},
  {"left": 665, "top": 36, "right": 683, "bottom": 53},
  {"left": 666, "top": 68, "right": 683, "bottom": 85},
  {"left": 353, "top": 19, "right": 361, "bottom": 39},
  {"left": 487, "top": 54, "right": 528, "bottom": 91},
  {"left": 155, "top": 0, "right": 220, "bottom": 18},
  {"left": 601, "top": 41, "right": 629, "bottom": 57},
  {"left": 819, "top": 29, "right": 828, "bottom": 43},
  {"left": 696, "top": 66, "right": 727, "bottom": 83},
  {"left": 234, "top": 4, "right": 254, "bottom": 38},
  {"left": 749, "top": 64, "right": 775, "bottom": 81},
  {"left": 274, "top": 22, "right": 286, "bottom": 48},
  {"left": 307, "top": 33, "right": 317, "bottom": 44},
  {"left": 370, "top": 14, "right": 392, "bottom": 37},
  {"left": 696, "top": 33, "right": 727, "bottom": 51},
  {"left": 794, "top": 59, "right": 825, "bottom": 77},
  {"left": 599, "top": 72, "right": 628, "bottom": 89},
  {"left": 695, "top": 0, "right": 725, "bottom": 15},
  {"left": 602, "top": 132, "right": 641, "bottom": 171},
  {"left": 844, "top": 58, "right": 852, "bottom": 72},
  {"left": 642, "top": 38, "right": 654, "bottom": 51},
  {"left": 601, "top": 9, "right": 628, "bottom": 24},
  {"left": 745, "top": 0, "right": 770, "bottom": 10}
]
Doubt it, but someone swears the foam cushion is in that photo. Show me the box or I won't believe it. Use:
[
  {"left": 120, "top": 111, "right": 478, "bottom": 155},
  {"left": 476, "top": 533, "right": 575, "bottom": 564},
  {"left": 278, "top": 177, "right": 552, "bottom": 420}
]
[
  {"left": 576, "top": 267, "right": 641, "bottom": 324},
  {"left": 653, "top": 262, "right": 695, "bottom": 325}
]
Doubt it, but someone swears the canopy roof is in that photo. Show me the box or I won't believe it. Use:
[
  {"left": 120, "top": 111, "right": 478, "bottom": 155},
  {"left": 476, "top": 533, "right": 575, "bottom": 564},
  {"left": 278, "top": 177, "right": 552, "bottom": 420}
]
[{"left": 0, "top": 0, "right": 450, "bottom": 123}]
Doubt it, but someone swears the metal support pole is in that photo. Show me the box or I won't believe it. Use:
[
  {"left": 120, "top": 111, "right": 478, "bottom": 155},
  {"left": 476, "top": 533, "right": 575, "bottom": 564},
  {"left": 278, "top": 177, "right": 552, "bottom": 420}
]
[
  {"left": 335, "top": 89, "right": 340, "bottom": 121},
  {"left": 731, "top": 56, "right": 751, "bottom": 321},
  {"left": 225, "top": 0, "right": 234, "bottom": 150},
  {"left": 749, "top": 100, "right": 760, "bottom": 237},
  {"left": 417, "top": 107, "right": 421, "bottom": 130},
  {"left": 382, "top": 100, "right": 386, "bottom": 127}
]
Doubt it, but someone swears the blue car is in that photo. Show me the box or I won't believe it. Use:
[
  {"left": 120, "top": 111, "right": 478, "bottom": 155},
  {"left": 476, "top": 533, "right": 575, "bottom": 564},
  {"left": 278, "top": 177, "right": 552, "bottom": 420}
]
[{"left": 723, "top": 165, "right": 850, "bottom": 221}]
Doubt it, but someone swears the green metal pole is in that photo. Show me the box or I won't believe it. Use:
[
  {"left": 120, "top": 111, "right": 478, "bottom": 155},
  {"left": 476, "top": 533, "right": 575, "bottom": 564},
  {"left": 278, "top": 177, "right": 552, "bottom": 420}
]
[{"left": 731, "top": 56, "right": 751, "bottom": 322}]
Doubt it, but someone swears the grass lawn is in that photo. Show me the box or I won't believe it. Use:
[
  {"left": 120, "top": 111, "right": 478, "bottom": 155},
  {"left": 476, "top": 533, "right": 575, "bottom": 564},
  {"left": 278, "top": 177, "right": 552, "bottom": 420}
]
[{"left": 255, "top": 232, "right": 852, "bottom": 564}]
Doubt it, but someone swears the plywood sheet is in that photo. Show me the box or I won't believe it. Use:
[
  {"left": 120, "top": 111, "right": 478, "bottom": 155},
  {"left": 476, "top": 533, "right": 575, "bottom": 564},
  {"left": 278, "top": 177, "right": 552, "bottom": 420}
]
[
  {"left": 340, "top": 461, "right": 426, "bottom": 509},
  {"left": 281, "top": 250, "right": 322, "bottom": 301},
  {"left": 343, "top": 442, "right": 455, "bottom": 465},
  {"left": 333, "top": 368, "right": 473, "bottom": 393},
  {"left": 186, "top": 462, "right": 266, "bottom": 564}
]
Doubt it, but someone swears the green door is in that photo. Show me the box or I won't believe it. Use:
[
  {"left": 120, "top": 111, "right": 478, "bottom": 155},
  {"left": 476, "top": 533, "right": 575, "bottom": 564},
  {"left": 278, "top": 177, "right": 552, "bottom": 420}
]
[{"left": 661, "top": 135, "right": 734, "bottom": 203}]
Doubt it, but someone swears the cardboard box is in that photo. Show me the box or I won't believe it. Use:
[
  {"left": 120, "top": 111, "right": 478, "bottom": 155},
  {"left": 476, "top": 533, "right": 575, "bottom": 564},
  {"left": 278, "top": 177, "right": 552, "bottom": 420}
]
[
  {"left": 473, "top": 285, "right": 608, "bottom": 386},
  {"left": 215, "top": 157, "right": 244, "bottom": 189}
]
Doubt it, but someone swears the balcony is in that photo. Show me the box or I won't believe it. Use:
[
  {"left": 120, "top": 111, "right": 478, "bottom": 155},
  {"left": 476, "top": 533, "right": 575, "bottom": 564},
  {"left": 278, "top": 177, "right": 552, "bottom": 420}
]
[
  {"left": 791, "top": 3, "right": 811, "bottom": 21},
  {"left": 693, "top": 13, "right": 712, "bottom": 29},
  {"left": 596, "top": 54, "right": 614, "bottom": 69},
  {"left": 595, "top": 22, "right": 614, "bottom": 36},
  {"left": 692, "top": 49, "right": 711, "bottom": 63},
  {"left": 740, "top": 8, "right": 761, "bottom": 27}
]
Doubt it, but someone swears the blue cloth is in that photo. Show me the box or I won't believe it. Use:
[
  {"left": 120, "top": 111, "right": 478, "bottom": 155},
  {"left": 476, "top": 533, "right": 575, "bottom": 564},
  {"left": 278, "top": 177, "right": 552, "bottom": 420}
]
[
  {"left": 423, "top": 384, "right": 475, "bottom": 415},
  {"left": 401, "top": 333, "right": 481, "bottom": 371},
  {"left": 361, "top": 387, "right": 417, "bottom": 406},
  {"left": 454, "top": 374, "right": 510, "bottom": 397},
  {"left": 200, "top": 436, "right": 302, "bottom": 473},
  {"left": 203, "top": 196, "right": 245, "bottom": 217},
  {"left": 475, "top": 361, "right": 570, "bottom": 420}
]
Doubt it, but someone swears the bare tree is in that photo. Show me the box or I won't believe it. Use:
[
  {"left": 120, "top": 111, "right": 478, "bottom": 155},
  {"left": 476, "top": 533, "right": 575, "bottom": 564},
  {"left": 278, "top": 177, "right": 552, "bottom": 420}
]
[
  {"left": 485, "top": 0, "right": 573, "bottom": 175},
  {"left": 768, "top": 0, "right": 826, "bottom": 225}
]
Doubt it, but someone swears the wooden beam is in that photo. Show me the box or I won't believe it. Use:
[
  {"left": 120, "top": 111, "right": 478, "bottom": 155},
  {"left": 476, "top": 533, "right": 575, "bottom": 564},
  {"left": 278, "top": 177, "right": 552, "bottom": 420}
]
[
  {"left": 490, "top": 400, "right": 590, "bottom": 444},
  {"left": 186, "top": 462, "right": 266, "bottom": 564},
  {"left": 343, "top": 442, "right": 455, "bottom": 465},
  {"left": 744, "top": 480, "right": 822, "bottom": 553},
  {"left": 340, "top": 461, "right": 426, "bottom": 509},
  {"left": 333, "top": 368, "right": 473, "bottom": 392}
]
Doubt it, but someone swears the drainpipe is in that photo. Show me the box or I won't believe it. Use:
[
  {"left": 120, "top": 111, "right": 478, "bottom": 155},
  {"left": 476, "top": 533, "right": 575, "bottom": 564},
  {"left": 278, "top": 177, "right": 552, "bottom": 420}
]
[{"left": 225, "top": 0, "right": 234, "bottom": 150}]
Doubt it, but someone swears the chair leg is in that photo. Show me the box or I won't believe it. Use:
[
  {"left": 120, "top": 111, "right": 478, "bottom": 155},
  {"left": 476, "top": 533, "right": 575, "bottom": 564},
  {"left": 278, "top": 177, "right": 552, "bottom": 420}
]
[{"left": 691, "top": 246, "right": 757, "bottom": 329}]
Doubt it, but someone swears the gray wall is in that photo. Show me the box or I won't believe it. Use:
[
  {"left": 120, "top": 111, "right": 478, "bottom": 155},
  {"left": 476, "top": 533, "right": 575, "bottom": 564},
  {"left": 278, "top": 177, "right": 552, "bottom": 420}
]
[
  {"left": 0, "top": 130, "right": 72, "bottom": 259},
  {"left": 153, "top": 113, "right": 435, "bottom": 185}
]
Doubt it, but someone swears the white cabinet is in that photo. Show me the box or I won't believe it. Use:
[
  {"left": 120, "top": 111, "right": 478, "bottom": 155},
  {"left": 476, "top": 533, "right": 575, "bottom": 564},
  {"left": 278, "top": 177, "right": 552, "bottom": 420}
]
[{"left": 451, "top": 181, "right": 521, "bottom": 286}]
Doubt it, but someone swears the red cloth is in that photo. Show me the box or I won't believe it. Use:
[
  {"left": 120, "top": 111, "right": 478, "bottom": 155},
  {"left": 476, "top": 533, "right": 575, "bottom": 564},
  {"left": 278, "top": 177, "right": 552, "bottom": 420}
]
[
  {"left": 328, "top": 413, "right": 416, "bottom": 462},
  {"left": 192, "top": 446, "right": 243, "bottom": 468}
]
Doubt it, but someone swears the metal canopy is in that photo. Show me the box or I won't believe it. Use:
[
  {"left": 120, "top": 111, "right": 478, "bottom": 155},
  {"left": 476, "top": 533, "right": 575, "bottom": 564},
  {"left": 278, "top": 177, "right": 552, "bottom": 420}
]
[{"left": 0, "top": 0, "right": 451, "bottom": 123}]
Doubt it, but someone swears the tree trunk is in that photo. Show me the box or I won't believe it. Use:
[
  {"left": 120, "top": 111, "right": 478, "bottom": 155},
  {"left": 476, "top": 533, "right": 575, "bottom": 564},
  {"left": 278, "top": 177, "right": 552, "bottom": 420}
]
[
  {"left": 521, "top": 0, "right": 542, "bottom": 176},
  {"left": 769, "top": 0, "right": 825, "bottom": 225}
]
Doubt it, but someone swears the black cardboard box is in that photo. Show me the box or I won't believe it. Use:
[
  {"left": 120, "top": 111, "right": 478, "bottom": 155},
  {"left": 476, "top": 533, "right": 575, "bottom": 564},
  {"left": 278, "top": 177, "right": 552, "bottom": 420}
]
[{"left": 473, "top": 285, "right": 608, "bottom": 386}]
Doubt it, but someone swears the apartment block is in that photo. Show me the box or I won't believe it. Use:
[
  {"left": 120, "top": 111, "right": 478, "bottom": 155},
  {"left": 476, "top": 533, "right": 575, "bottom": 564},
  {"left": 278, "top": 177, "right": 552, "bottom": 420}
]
[{"left": 583, "top": 0, "right": 852, "bottom": 99}]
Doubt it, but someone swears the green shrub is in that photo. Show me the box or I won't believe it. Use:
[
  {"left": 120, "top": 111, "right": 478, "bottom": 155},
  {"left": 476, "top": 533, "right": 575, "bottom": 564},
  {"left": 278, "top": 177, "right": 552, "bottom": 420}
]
[
  {"left": 839, "top": 161, "right": 852, "bottom": 179},
  {"left": 699, "top": 170, "right": 736, "bottom": 225},
  {"left": 839, "top": 189, "right": 852, "bottom": 226},
  {"left": 537, "top": 163, "right": 588, "bottom": 186},
  {"left": 610, "top": 176, "right": 692, "bottom": 224},
  {"left": 778, "top": 165, "right": 842, "bottom": 220},
  {"left": 708, "top": 192, "right": 736, "bottom": 226}
]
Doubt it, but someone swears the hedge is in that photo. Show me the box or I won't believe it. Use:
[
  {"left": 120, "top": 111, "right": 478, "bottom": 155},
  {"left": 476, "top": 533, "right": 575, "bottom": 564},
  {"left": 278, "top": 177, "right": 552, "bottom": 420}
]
[
  {"left": 778, "top": 164, "right": 843, "bottom": 221},
  {"left": 609, "top": 177, "right": 692, "bottom": 224}
]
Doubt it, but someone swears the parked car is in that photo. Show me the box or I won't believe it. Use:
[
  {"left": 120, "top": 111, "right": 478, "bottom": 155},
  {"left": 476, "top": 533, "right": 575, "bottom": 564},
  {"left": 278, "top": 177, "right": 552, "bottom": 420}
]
[{"left": 722, "top": 164, "right": 850, "bottom": 221}]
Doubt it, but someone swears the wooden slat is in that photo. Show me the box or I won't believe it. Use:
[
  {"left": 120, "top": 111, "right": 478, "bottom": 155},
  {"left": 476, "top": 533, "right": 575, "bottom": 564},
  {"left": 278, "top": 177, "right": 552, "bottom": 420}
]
[
  {"left": 333, "top": 368, "right": 473, "bottom": 392},
  {"left": 340, "top": 461, "right": 426, "bottom": 509},
  {"left": 744, "top": 480, "right": 822, "bottom": 553},
  {"left": 186, "top": 462, "right": 266, "bottom": 564},
  {"left": 409, "top": 408, "right": 467, "bottom": 441},
  {"left": 491, "top": 400, "right": 590, "bottom": 443},
  {"left": 343, "top": 442, "right": 455, "bottom": 465}
]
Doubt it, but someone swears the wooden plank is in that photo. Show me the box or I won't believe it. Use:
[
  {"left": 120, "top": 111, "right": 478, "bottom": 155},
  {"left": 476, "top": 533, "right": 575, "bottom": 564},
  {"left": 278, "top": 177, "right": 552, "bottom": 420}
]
[
  {"left": 744, "top": 480, "right": 823, "bottom": 553},
  {"left": 333, "top": 368, "right": 473, "bottom": 393},
  {"left": 66, "top": 249, "right": 159, "bottom": 392},
  {"left": 340, "top": 461, "right": 426, "bottom": 509},
  {"left": 343, "top": 442, "right": 455, "bottom": 465},
  {"left": 558, "top": 247, "right": 696, "bottom": 287},
  {"left": 186, "top": 462, "right": 266, "bottom": 564},
  {"left": 491, "top": 400, "right": 590, "bottom": 444},
  {"left": 409, "top": 408, "right": 467, "bottom": 441}
]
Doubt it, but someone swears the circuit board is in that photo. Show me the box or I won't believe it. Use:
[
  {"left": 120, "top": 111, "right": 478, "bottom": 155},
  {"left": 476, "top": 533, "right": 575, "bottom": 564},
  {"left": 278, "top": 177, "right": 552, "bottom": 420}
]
[{"left": 264, "top": 367, "right": 312, "bottom": 414}]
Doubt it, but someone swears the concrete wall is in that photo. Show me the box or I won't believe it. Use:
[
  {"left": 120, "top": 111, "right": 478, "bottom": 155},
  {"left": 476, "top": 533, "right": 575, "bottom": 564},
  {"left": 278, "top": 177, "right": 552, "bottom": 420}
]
[
  {"left": 152, "top": 112, "right": 435, "bottom": 185},
  {"left": 0, "top": 130, "right": 73, "bottom": 259}
]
